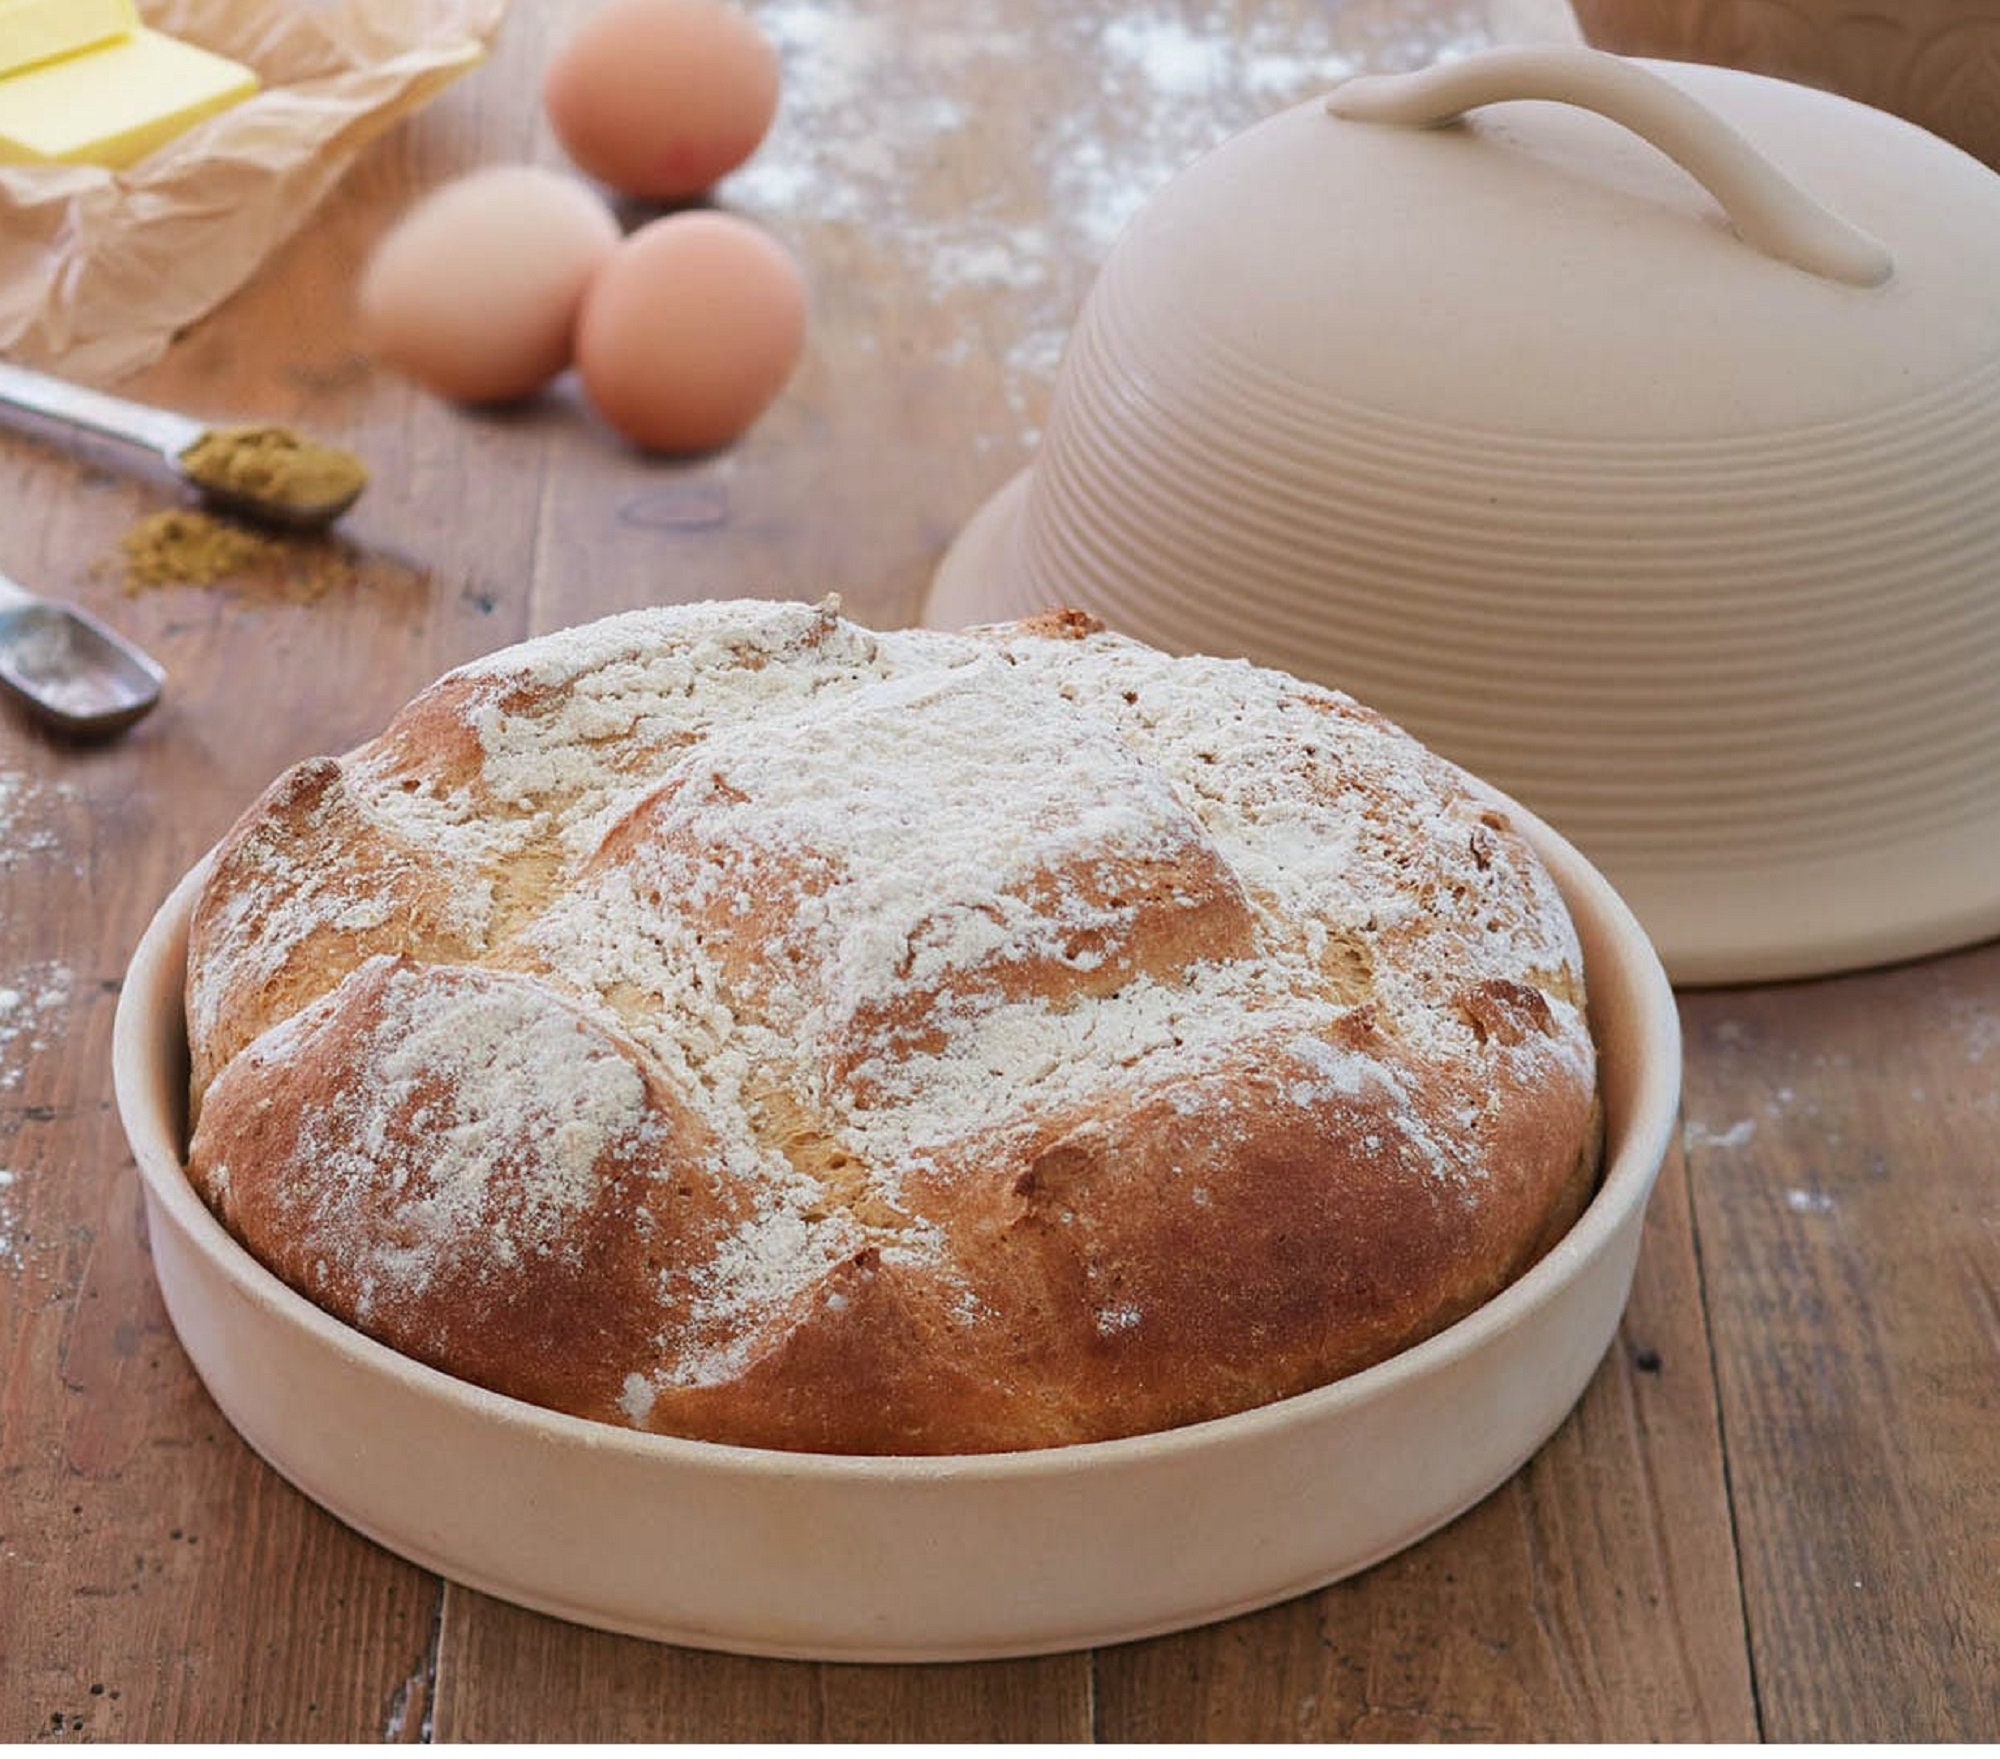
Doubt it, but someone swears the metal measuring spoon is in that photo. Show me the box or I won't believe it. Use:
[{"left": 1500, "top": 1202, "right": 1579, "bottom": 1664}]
[
  {"left": 0, "top": 571, "right": 165, "bottom": 738},
  {"left": 0, "top": 360, "right": 365, "bottom": 531}
]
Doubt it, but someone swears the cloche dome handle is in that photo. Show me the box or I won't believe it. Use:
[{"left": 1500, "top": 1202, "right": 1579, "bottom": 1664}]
[{"left": 1326, "top": 46, "right": 1894, "bottom": 289}]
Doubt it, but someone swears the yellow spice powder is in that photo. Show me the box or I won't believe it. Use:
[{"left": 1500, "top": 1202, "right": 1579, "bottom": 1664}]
[
  {"left": 178, "top": 425, "right": 369, "bottom": 515},
  {"left": 119, "top": 509, "right": 278, "bottom": 591},
  {"left": 117, "top": 508, "right": 363, "bottom": 603}
]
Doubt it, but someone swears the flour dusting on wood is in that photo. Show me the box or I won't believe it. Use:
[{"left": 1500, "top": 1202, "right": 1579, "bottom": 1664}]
[{"left": 726, "top": 0, "right": 1492, "bottom": 444}]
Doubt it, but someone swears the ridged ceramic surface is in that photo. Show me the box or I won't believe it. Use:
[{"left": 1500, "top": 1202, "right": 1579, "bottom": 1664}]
[
  {"left": 1020, "top": 264, "right": 2000, "bottom": 873},
  {"left": 929, "top": 51, "right": 2000, "bottom": 980}
]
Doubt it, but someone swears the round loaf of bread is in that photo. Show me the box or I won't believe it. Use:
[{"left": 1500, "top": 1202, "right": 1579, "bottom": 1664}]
[{"left": 183, "top": 599, "right": 1600, "bottom": 1454}]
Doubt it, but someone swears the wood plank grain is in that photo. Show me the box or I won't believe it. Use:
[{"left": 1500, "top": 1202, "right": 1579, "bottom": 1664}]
[
  {"left": 428, "top": 1592, "right": 1090, "bottom": 1742},
  {"left": 1681, "top": 950, "right": 2000, "bottom": 1740},
  {"left": 0, "top": 723, "right": 442, "bottom": 1742},
  {"left": 0, "top": 14, "right": 577, "bottom": 1736},
  {"left": 811, "top": 1658, "right": 1091, "bottom": 1742},
  {"left": 1092, "top": 1141, "right": 1757, "bottom": 1740},
  {"left": 428, "top": 1598, "right": 818, "bottom": 1743}
]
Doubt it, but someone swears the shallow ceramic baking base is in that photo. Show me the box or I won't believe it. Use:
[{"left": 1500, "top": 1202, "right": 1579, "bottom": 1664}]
[{"left": 114, "top": 812, "right": 1678, "bottom": 1662}]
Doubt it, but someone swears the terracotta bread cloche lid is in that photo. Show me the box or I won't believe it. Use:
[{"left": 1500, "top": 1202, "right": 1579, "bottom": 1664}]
[{"left": 930, "top": 46, "right": 2000, "bottom": 983}]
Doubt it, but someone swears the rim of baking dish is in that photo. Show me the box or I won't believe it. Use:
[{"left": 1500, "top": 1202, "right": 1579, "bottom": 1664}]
[{"left": 114, "top": 798, "right": 1681, "bottom": 1483}]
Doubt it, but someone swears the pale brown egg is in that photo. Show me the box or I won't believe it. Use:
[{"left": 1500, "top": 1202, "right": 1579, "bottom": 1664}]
[
  {"left": 544, "top": 0, "right": 779, "bottom": 200},
  {"left": 357, "top": 166, "right": 621, "bottom": 405},
  {"left": 575, "top": 212, "right": 806, "bottom": 454}
]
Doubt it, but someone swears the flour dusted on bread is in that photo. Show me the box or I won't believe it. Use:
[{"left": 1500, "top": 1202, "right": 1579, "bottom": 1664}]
[{"left": 183, "top": 599, "right": 1600, "bottom": 1453}]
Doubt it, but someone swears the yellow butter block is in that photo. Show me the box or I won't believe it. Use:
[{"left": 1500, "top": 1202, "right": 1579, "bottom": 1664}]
[
  {"left": 0, "top": 27, "right": 258, "bottom": 170},
  {"left": 0, "top": 0, "right": 136, "bottom": 79}
]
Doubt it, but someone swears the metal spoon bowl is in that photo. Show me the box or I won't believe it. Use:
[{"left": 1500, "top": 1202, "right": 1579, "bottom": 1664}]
[
  {"left": 0, "top": 359, "right": 364, "bottom": 531},
  {"left": 0, "top": 573, "right": 165, "bottom": 739}
]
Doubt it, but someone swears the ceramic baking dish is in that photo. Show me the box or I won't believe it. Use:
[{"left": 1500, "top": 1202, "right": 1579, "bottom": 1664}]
[
  {"left": 928, "top": 47, "right": 2000, "bottom": 986},
  {"left": 113, "top": 805, "right": 1679, "bottom": 1662}
]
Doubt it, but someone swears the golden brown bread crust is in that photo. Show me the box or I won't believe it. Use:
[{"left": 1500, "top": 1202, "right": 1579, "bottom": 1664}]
[{"left": 184, "top": 599, "right": 1600, "bottom": 1454}]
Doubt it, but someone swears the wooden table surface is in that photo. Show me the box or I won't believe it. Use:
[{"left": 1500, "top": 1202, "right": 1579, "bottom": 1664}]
[{"left": 3, "top": 0, "right": 1997, "bottom": 1741}]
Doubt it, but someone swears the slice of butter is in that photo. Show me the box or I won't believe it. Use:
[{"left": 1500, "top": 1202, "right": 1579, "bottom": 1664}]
[
  {"left": 0, "top": 28, "right": 259, "bottom": 170},
  {"left": 0, "top": 0, "right": 136, "bottom": 79}
]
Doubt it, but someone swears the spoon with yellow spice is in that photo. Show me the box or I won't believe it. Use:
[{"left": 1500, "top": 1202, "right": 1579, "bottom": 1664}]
[{"left": 0, "top": 360, "right": 367, "bottom": 530}]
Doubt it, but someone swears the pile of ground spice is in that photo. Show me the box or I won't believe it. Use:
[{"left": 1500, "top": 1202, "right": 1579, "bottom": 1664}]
[
  {"left": 178, "top": 425, "right": 369, "bottom": 516},
  {"left": 119, "top": 510, "right": 277, "bottom": 590},
  {"left": 115, "top": 508, "right": 366, "bottom": 603}
]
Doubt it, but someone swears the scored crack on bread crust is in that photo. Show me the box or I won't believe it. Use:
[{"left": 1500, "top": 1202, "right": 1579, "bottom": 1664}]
[{"left": 183, "top": 598, "right": 1601, "bottom": 1454}]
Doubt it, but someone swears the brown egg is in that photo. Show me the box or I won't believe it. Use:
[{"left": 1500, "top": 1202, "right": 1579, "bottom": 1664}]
[
  {"left": 544, "top": 0, "right": 780, "bottom": 200},
  {"left": 575, "top": 212, "right": 806, "bottom": 454},
  {"left": 358, "top": 166, "right": 621, "bottom": 405}
]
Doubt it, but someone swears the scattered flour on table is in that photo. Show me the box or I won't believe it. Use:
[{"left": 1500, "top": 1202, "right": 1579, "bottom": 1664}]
[
  {"left": 1683, "top": 1118, "right": 1756, "bottom": 1152},
  {"left": 0, "top": 964, "right": 73, "bottom": 1094},
  {"left": 0, "top": 771, "right": 80, "bottom": 870},
  {"left": 1055, "top": 10, "right": 1378, "bottom": 255},
  {"left": 1942, "top": 991, "right": 2000, "bottom": 1065},
  {"left": 0, "top": 767, "right": 80, "bottom": 1269},
  {"left": 728, "top": 0, "right": 1488, "bottom": 439},
  {"left": 1785, "top": 1188, "right": 1837, "bottom": 1215}
]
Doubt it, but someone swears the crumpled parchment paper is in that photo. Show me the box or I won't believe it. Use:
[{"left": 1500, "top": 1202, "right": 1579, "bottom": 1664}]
[{"left": 0, "top": 0, "right": 506, "bottom": 380}]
